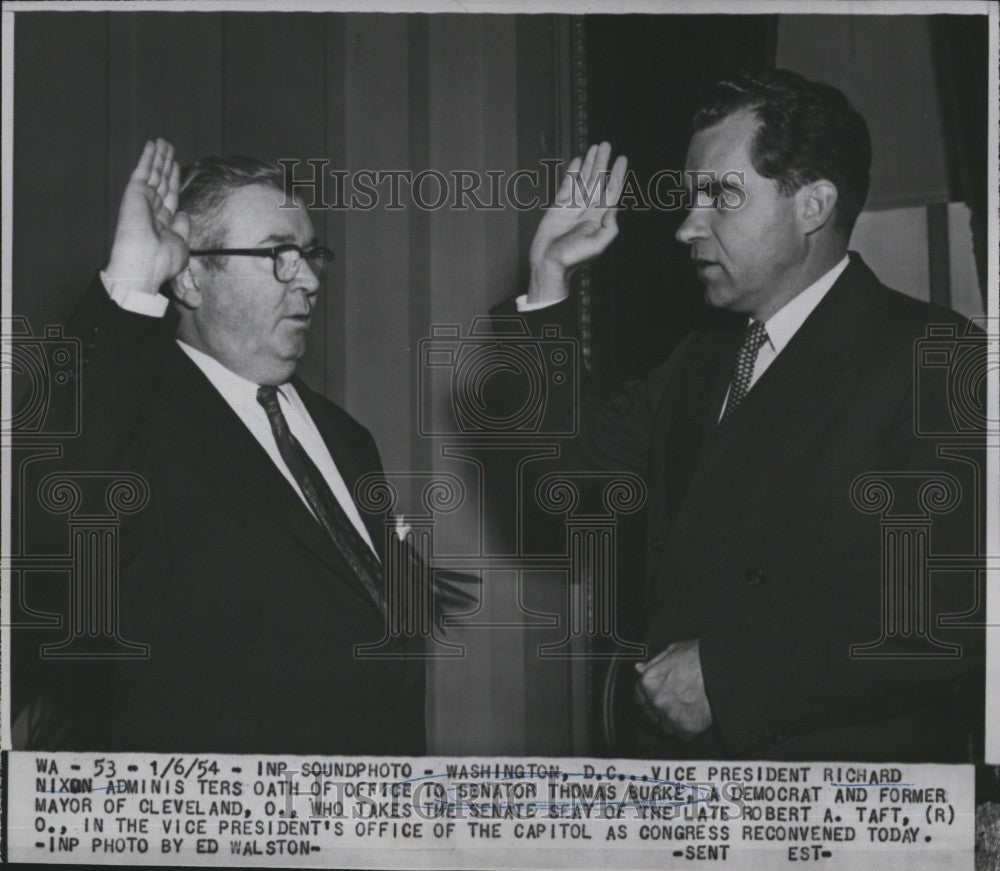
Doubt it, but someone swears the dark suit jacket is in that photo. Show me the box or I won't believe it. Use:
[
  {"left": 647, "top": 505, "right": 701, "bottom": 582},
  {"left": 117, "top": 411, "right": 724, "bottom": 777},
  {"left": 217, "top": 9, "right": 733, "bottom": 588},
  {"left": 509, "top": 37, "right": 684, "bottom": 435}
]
[
  {"left": 21, "top": 276, "right": 424, "bottom": 755},
  {"left": 507, "top": 253, "right": 984, "bottom": 762}
]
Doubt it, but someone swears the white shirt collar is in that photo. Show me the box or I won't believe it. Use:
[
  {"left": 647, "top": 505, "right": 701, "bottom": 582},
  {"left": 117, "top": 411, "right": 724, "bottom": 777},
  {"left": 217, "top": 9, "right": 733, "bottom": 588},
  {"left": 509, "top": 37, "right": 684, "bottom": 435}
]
[
  {"left": 175, "top": 339, "right": 288, "bottom": 407},
  {"left": 759, "top": 255, "right": 850, "bottom": 353},
  {"left": 172, "top": 339, "right": 379, "bottom": 556}
]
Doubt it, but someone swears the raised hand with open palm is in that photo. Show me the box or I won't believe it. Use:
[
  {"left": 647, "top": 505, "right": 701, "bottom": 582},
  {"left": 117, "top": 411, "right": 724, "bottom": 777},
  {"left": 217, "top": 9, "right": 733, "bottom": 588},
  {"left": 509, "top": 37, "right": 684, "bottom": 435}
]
[
  {"left": 527, "top": 142, "right": 628, "bottom": 305},
  {"left": 105, "top": 138, "right": 191, "bottom": 297}
]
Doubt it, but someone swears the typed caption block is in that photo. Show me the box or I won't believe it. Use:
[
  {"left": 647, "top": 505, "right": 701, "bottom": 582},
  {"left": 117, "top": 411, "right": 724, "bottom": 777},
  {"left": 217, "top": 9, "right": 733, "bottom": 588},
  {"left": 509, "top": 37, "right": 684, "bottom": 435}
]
[{"left": 5, "top": 753, "right": 972, "bottom": 869}]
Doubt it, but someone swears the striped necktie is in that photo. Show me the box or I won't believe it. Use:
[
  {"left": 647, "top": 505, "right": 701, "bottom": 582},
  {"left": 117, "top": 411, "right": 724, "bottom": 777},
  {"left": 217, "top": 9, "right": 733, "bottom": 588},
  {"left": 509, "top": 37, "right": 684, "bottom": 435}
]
[{"left": 257, "top": 385, "right": 385, "bottom": 616}]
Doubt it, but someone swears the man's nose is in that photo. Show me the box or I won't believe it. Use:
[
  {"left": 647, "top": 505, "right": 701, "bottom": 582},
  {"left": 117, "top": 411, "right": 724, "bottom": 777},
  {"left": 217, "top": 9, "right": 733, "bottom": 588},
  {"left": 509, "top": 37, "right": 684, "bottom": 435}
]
[
  {"left": 294, "top": 259, "right": 321, "bottom": 294},
  {"left": 675, "top": 208, "right": 709, "bottom": 245}
]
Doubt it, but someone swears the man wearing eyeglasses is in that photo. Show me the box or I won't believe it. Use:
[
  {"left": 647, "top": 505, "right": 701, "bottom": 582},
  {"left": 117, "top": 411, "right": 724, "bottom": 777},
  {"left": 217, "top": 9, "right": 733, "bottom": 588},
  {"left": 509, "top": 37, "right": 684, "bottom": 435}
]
[{"left": 23, "top": 139, "right": 425, "bottom": 754}]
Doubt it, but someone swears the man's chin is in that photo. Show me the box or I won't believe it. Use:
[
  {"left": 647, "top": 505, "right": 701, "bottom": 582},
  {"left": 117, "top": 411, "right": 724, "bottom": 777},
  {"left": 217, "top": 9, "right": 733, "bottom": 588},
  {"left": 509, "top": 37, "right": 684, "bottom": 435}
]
[
  {"left": 267, "top": 340, "right": 307, "bottom": 379},
  {"left": 277, "top": 329, "right": 309, "bottom": 359},
  {"left": 702, "top": 283, "right": 732, "bottom": 309}
]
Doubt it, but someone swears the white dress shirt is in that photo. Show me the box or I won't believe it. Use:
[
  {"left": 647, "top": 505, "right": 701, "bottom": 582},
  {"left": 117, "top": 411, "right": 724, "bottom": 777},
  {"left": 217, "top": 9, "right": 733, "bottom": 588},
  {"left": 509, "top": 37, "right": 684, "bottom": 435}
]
[{"left": 100, "top": 272, "right": 378, "bottom": 555}]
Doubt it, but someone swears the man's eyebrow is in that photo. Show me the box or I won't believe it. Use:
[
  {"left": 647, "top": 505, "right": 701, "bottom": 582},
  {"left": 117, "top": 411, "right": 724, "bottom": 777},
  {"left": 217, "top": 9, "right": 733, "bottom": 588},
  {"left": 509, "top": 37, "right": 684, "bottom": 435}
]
[
  {"left": 255, "top": 233, "right": 319, "bottom": 247},
  {"left": 256, "top": 232, "right": 296, "bottom": 245}
]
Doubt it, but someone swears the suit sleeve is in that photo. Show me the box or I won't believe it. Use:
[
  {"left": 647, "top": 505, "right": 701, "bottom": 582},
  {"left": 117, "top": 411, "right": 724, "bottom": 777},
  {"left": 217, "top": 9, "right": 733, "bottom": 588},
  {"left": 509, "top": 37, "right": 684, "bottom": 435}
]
[
  {"left": 490, "top": 294, "right": 691, "bottom": 476},
  {"left": 19, "top": 276, "right": 173, "bottom": 750},
  {"left": 61, "top": 275, "right": 174, "bottom": 470}
]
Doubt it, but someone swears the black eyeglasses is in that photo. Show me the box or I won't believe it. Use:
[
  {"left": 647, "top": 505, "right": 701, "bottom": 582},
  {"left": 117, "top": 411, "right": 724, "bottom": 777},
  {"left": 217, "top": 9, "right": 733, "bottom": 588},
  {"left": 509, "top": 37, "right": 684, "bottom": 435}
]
[{"left": 188, "top": 243, "right": 336, "bottom": 283}]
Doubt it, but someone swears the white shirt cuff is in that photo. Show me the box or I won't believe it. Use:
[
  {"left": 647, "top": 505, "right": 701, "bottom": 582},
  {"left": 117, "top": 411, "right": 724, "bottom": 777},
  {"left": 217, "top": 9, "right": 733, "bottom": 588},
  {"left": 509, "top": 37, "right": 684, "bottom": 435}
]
[
  {"left": 100, "top": 270, "right": 170, "bottom": 317},
  {"left": 515, "top": 293, "right": 568, "bottom": 312}
]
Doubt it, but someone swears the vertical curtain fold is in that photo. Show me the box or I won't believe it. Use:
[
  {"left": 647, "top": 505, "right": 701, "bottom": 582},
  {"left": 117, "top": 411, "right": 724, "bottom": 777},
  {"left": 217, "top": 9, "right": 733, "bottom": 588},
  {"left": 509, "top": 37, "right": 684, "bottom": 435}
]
[{"left": 930, "top": 15, "right": 989, "bottom": 311}]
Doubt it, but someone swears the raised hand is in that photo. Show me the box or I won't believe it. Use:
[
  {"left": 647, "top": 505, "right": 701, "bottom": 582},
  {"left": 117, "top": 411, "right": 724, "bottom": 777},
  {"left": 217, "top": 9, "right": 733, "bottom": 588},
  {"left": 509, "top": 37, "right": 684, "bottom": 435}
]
[
  {"left": 105, "top": 139, "right": 191, "bottom": 295},
  {"left": 527, "top": 142, "right": 628, "bottom": 304}
]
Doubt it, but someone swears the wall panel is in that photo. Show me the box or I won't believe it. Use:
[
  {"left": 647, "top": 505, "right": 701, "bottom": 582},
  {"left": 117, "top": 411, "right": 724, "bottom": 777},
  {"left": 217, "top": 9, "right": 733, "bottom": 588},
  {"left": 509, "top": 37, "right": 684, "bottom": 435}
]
[
  {"left": 339, "top": 14, "right": 413, "bottom": 471},
  {"left": 421, "top": 14, "right": 528, "bottom": 756},
  {"left": 106, "top": 12, "right": 225, "bottom": 252},
  {"left": 14, "top": 14, "right": 109, "bottom": 335}
]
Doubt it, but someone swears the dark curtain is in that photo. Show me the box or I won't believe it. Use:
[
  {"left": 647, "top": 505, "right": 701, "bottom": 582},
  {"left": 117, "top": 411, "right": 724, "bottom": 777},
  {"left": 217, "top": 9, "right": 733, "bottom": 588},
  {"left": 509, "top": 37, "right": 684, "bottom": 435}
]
[
  {"left": 930, "top": 14, "right": 989, "bottom": 312},
  {"left": 581, "top": 15, "right": 778, "bottom": 754}
]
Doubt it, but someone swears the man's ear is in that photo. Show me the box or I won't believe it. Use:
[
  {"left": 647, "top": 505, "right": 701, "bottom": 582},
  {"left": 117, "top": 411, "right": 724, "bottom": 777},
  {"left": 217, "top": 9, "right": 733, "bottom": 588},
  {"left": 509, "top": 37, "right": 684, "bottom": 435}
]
[
  {"left": 797, "top": 180, "right": 838, "bottom": 234},
  {"left": 171, "top": 266, "right": 203, "bottom": 309}
]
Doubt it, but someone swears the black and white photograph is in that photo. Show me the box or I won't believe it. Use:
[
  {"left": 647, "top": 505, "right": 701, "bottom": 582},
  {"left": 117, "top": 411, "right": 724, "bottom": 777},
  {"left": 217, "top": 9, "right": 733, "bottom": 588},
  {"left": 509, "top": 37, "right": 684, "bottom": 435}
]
[{"left": 1, "top": 1, "right": 996, "bottom": 868}]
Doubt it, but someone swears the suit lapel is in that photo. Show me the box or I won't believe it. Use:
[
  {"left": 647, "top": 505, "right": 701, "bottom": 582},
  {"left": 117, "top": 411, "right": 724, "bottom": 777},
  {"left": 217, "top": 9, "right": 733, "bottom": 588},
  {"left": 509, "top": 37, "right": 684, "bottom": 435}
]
[
  {"left": 720, "top": 255, "right": 874, "bottom": 425},
  {"left": 291, "top": 378, "right": 389, "bottom": 563},
  {"left": 158, "top": 348, "right": 386, "bottom": 618},
  {"left": 655, "top": 329, "right": 737, "bottom": 526},
  {"left": 642, "top": 329, "right": 734, "bottom": 601},
  {"left": 700, "top": 330, "right": 742, "bottom": 443},
  {"left": 292, "top": 381, "right": 426, "bottom": 696},
  {"left": 675, "top": 255, "right": 879, "bottom": 519}
]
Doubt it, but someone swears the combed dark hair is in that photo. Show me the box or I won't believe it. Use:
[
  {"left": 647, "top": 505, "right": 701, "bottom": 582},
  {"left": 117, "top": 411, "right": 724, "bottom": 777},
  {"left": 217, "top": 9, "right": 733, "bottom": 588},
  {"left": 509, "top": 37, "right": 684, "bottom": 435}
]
[
  {"left": 693, "top": 69, "right": 872, "bottom": 234},
  {"left": 179, "top": 156, "right": 286, "bottom": 270}
]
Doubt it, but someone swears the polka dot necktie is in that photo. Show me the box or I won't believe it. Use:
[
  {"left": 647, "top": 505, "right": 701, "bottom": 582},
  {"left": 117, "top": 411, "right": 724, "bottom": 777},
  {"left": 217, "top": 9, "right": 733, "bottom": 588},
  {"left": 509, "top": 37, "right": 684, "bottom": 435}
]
[
  {"left": 720, "top": 320, "right": 769, "bottom": 424},
  {"left": 257, "top": 385, "right": 386, "bottom": 617}
]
